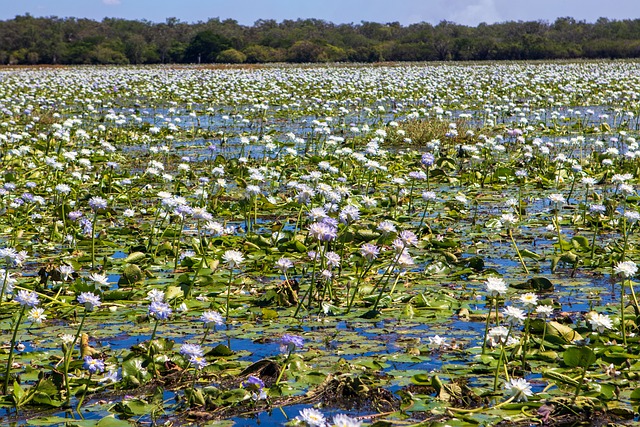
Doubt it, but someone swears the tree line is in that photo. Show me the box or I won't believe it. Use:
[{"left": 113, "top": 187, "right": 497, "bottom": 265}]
[{"left": 2, "top": 14, "right": 640, "bottom": 65}]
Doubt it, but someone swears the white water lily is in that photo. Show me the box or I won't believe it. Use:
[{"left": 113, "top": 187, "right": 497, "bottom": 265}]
[{"left": 504, "top": 378, "right": 533, "bottom": 402}]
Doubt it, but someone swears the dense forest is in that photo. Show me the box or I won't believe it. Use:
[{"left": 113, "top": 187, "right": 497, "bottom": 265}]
[{"left": 2, "top": 14, "right": 640, "bottom": 65}]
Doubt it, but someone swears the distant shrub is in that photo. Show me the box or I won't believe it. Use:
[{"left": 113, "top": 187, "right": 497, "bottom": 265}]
[{"left": 216, "top": 48, "right": 247, "bottom": 64}]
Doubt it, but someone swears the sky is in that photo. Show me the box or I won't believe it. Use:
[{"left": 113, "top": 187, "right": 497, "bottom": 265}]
[{"left": 2, "top": 0, "right": 640, "bottom": 26}]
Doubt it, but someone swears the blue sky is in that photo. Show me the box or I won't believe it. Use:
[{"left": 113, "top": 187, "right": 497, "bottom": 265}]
[{"left": 2, "top": 0, "right": 640, "bottom": 26}]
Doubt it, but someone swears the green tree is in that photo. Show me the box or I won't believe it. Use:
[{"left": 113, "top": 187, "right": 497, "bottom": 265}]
[
  {"left": 287, "top": 40, "right": 323, "bottom": 62},
  {"left": 184, "top": 30, "right": 230, "bottom": 63}
]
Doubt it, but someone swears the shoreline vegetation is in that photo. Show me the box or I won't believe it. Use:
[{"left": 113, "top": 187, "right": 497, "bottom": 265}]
[{"left": 2, "top": 15, "right": 640, "bottom": 65}]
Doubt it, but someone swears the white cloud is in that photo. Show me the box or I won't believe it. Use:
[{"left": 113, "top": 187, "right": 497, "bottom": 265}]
[
  {"left": 102, "top": 0, "right": 122, "bottom": 5},
  {"left": 449, "top": 0, "right": 502, "bottom": 25}
]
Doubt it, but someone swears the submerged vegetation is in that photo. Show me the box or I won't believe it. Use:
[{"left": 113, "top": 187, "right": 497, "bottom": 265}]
[{"left": 1, "top": 61, "right": 640, "bottom": 425}]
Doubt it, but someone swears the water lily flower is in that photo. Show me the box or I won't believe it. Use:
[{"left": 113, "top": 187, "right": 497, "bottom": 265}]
[
  {"left": 149, "top": 301, "right": 172, "bottom": 320},
  {"left": 88, "top": 196, "right": 108, "bottom": 211},
  {"left": 504, "top": 378, "right": 533, "bottom": 402},
  {"left": 614, "top": 260, "right": 638, "bottom": 278},
  {"left": 280, "top": 334, "right": 304, "bottom": 353},
  {"left": 536, "top": 305, "right": 554, "bottom": 317},
  {"left": 520, "top": 293, "right": 538, "bottom": 309},
  {"left": 88, "top": 272, "right": 109, "bottom": 287},
  {"left": 297, "top": 408, "right": 326, "bottom": 427},
  {"left": 275, "top": 257, "right": 294, "bottom": 273},
  {"left": 83, "top": 356, "right": 105, "bottom": 374},
  {"left": 308, "top": 221, "right": 337, "bottom": 241},
  {"left": 77, "top": 292, "right": 101, "bottom": 311},
  {"left": 200, "top": 310, "right": 224, "bottom": 327},
  {"left": 180, "top": 343, "right": 204, "bottom": 358},
  {"left": 421, "top": 152, "right": 435, "bottom": 167},
  {"left": 503, "top": 306, "right": 526, "bottom": 326},
  {"left": 360, "top": 243, "right": 380, "bottom": 261},
  {"left": 222, "top": 250, "right": 244, "bottom": 269},
  {"left": 485, "top": 277, "right": 507, "bottom": 297},
  {"left": 14, "top": 290, "right": 39, "bottom": 308},
  {"left": 428, "top": 335, "right": 447, "bottom": 348},
  {"left": 146, "top": 289, "right": 165, "bottom": 302},
  {"left": 58, "top": 265, "right": 75, "bottom": 281},
  {"left": 27, "top": 307, "right": 46, "bottom": 324},
  {"left": 548, "top": 193, "right": 566, "bottom": 204},
  {"left": 587, "top": 312, "right": 613, "bottom": 333}
]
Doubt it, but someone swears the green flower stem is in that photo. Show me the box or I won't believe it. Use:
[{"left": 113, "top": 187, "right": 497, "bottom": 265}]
[
  {"left": 621, "top": 278, "right": 628, "bottom": 346},
  {"left": 554, "top": 207, "right": 564, "bottom": 254},
  {"left": 75, "top": 373, "right": 92, "bottom": 411},
  {"left": 482, "top": 296, "right": 495, "bottom": 355},
  {"left": 275, "top": 350, "right": 293, "bottom": 385},
  {"left": 0, "top": 268, "right": 10, "bottom": 304},
  {"left": 508, "top": 228, "right": 529, "bottom": 275},
  {"left": 571, "top": 366, "right": 588, "bottom": 405},
  {"left": 3, "top": 306, "right": 26, "bottom": 394},
  {"left": 364, "top": 170, "right": 372, "bottom": 194},
  {"left": 521, "top": 310, "right": 532, "bottom": 372},
  {"left": 582, "top": 187, "right": 589, "bottom": 226},
  {"left": 254, "top": 197, "right": 258, "bottom": 231},
  {"left": 518, "top": 183, "right": 523, "bottom": 217},
  {"left": 347, "top": 260, "right": 374, "bottom": 314},
  {"left": 493, "top": 325, "right": 513, "bottom": 392},
  {"left": 493, "top": 344, "right": 506, "bottom": 392},
  {"left": 173, "top": 216, "right": 185, "bottom": 271},
  {"left": 540, "top": 320, "right": 548, "bottom": 352},
  {"left": 60, "top": 196, "right": 68, "bottom": 242},
  {"left": 196, "top": 220, "right": 207, "bottom": 264},
  {"left": 91, "top": 212, "right": 99, "bottom": 270},
  {"left": 628, "top": 279, "right": 640, "bottom": 315},
  {"left": 416, "top": 201, "right": 431, "bottom": 237},
  {"left": 148, "top": 318, "right": 160, "bottom": 379},
  {"left": 294, "top": 244, "right": 324, "bottom": 318},
  {"left": 393, "top": 186, "right": 400, "bottom": 218},
  {"left": 200, "top": 326, "right": 211, "bottom": 346},
  {"left": 590, "top": 220, "right": 599, "bottom": 261},
  {"left": 147, "top": 204, "right": 163, "bottom": 253},
  {"left": 294, "top": 265, "right": 315, "bottom": 318},
  {"left": 426, "top": 167, "right": 430, "bottom": 192},
  {"left": 566, "top": 176, "right": 576, "bottom": 202},
  {"left": 225, "top": 269, "right": 235, "bottom": 322},
  {"left": 387, "top": 273, "right": 402, "bottom": 299},
  {"left": 621, "top": 217, "right": 629, "bottom": 262},
  {"left": 372, "top": 244, "right": 406, "bottom": 311},
  {"left": 293, "top": 204, "right": 305, "bottom": 235},
  {"left": 371, "top": 259, "right": 398, "bottom": 311},
  {"left": 149, "top": 318, "right": 160, "bottom": 345},
  {"left": 64, "top": 310, "right": 87, "bottom": 404},
  {"left": 407, "top": 181, "right": 415, "bottom": 214},
  {"left": 187, "top": 370, "right": 199, "bottom": 405}
]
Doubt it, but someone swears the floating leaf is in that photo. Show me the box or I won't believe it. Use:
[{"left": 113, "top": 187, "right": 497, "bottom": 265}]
[
  {"left": 512, "top": 277, "right": 554, "bottom": 292},
  {"left": 120, "top": 264, "right": 144, "bottom": 285},
  {"left": 571, "top": 236, "right": 590, "bottom": 250},
  {"left": 208, "top": 344, "right": 234, "bottom": 357},
  {"left": 546, "top": 321, "right": 583, "bottom": 344},
  {"left": 96, "top": 416, "right": 133, "bottom": 427},
  {"left": 520, "top": 249, "right": 541, "bottom": 260},
  {"left": 542, "top": 369, "right": 580, "bottom": 387},
  {"left": 124, "top": 252, "right": 146, "bottom": 264},
  {"left": 630, "top": 387, "right": 640, "bottom": 401},
  {"left": 563, "top": 346, "right": 596, "bottom": 368},
  {"left": 261, "top": 308, "right": 278, "bottom": 319}
]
